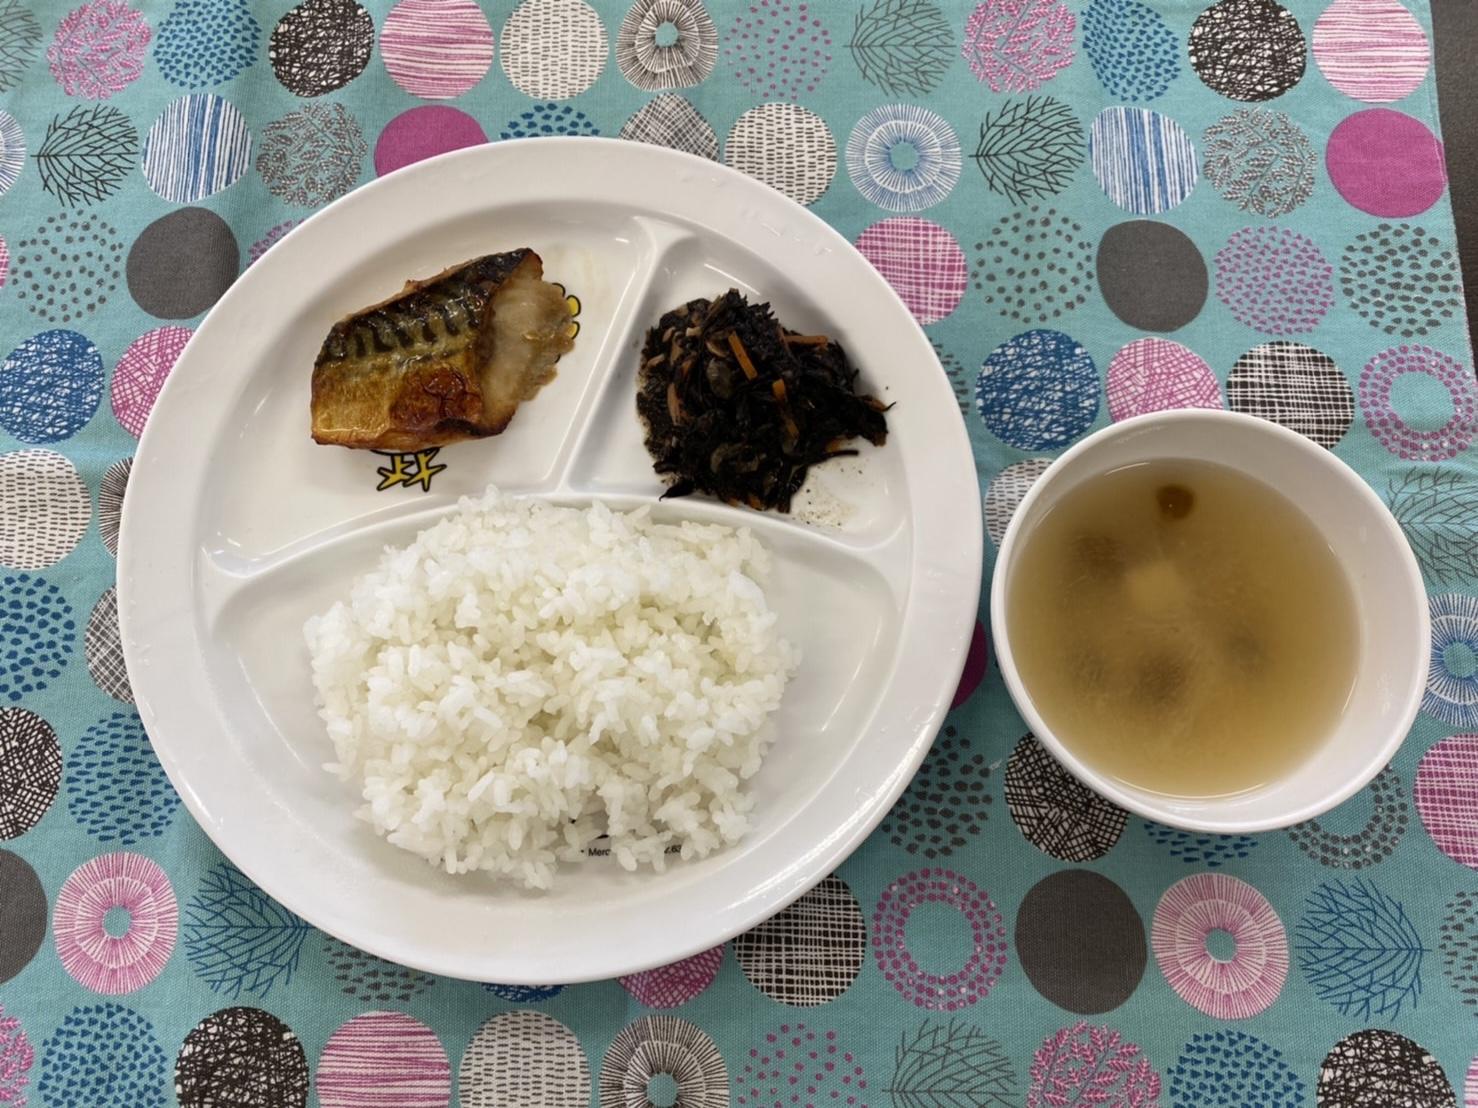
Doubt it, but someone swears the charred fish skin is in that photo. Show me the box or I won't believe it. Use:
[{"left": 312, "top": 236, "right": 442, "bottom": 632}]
[{"left": 310, "top": 249, "right": 561, "bottom": 451}]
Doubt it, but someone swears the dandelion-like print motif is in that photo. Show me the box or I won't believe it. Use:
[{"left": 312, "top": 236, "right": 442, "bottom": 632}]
[
  {"left": 616, "top": 0, "right": 718, "bottom": 91},
  {"left": 1151, "top": 872, "right": 1288, "bottom": 1019},
  {"left": 1425, "top": 595, "right": 1478, "bottom": 730},
  {"left": 871, "top": 869, "right": 1007, "bottom": 1010},
  {"left": 53, "top": 852, "right": 177, "bottom": 995},
  {"left": 846, "top": 104, "right": 960, "bottom": 212}
]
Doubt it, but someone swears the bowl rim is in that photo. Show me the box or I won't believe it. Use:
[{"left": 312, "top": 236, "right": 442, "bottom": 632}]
[{"left": 989, "top": 408, "right": 1431, "bottom": 833}]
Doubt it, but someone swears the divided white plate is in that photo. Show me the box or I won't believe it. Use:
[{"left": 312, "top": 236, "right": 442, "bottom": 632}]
[{"left": 118, "top": 138, "right": 982, "bottom": 983}]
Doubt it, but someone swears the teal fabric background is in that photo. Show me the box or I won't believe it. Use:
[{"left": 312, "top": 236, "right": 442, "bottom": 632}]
[{"left": 1, "top": 0, "right": 1476, "bottom": 1104}]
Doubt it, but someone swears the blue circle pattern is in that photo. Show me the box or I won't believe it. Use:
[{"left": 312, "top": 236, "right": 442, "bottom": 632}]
[
  {"left": 1089, "top": 107, "right": 1199, "bottom": 214},
  {"left": 845, "top": 103, "right": 962, "bottom": 212},
  {"left": 0, "top": 572, "right": 75, "bottom": 703},
  {"left": 155, "top": 0, "right": 261, "bottom": 88},
  {"left": 0, "top": 329, "right": 103, "bottom": 443},
  {"left": 1424, "top": 592, "right": 1478, "bottom": 728},
  {"left": 1083, "top": 0, "right": 1180, "bottom": 101},
  {"left": 66, "top": 710, "right": 179, "bottom": 844},
  {"left": 1168, "top": 1031, "right": 1301, "bottom": 1108},
  {"left": 1143, "top": 822, "right": 1259, "bottom": 868},
  {"left": 500, "top": 104, "right": 600, "bottom": 140},
  {"left": 975, "top": 329, "right": 1100, "bottom": 450},
  {"left": 141, "top": 94, "right": 253, "bottom": 204},
  {"left": 38, "top": 1003, "right": 170, "bottom": 1108},
  {"left": 483, "top": 983, "right": 565, "bottom": 1001}
]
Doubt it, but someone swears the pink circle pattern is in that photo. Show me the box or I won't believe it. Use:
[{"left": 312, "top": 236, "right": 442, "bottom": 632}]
[
  {"left": 1414, "top": 734, "right": 1478, "bottom": 870},
  {"left": 1151, "top": 873, "right": 1288, "bottom": 1019},
  {"left": 111, "top": 326, "right": 192, "bottom": 437},
  {"left": 52, "top": 852, "right": 178, "bottom": 995},
  {"left": 1359, "top": 343, "right": 1478, "bottom": 461},
  {"left": 737, "top": 1024, "right": 868, "bottom": 1108},
  {"left": 374, "top": 106, "right": 487, "bottom": 176},
  {"left": 1313, "top": 0, "right": 1430, "bottom": 103},
  {"left": 380, "top": 0, "right": 494, "bottom": 100},
  {"left": 1027, "top": 1022, "right": 1160, "bottom": 1108},
  {"left": 1326, "top": 108, "right": 1447, "bottom": 217},
  {"left": 871, "top": 868, "right": 1007, "bottom": 1010},
  {"left": 1467, "top": 1055, "right": 1478, "bottom": 1108},
  {"left": 950, "top": 621, "right": 989, "bottom": 709},
  {"left": 318, "top": 1011, "right": 452, "bottom": 1108},
  {"left": 1106, "top": 338, "right": 1223, "bottom": 421},
  {"left": 0, "top": 1007, "right": 33, "bottom": 1105},
  {"left": 248, "top": 220, "right": 302, "bottom": 266},
  {"left": 0, "top": 236, "right": 8, "bottom": 290},
  {"left": 1214, "top": 226, "right": 1334, "bottom": 334},
  {"left": 723, "top": 0, "right": 832, "bottom": 101},
  {"left": 854, "top": 218, "right": 967, "bottom": 326},
  {"left": 962, "top": 0, "right": 1076, "bottom": 93},
  {"left": 619, "top": 945, "right": 724, "bottom": 1008},
  {"left": 46, "top": 0, "right": 152, "bottom": 100}
]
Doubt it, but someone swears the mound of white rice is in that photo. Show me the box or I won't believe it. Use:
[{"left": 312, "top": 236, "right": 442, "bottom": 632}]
[{"left": 304, "top": 488, "right": 797, "bottom": 889}]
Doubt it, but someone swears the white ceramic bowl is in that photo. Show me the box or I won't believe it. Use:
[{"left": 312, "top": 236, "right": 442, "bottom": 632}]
[{"left": 990, "top": 409, "right": 1429, "bottom": 833}]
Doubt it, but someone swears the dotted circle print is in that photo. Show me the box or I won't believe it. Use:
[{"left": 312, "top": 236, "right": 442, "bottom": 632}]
[
  {"left": 85, "top": 588, "right": 131, "bottom": 702},
  {"left": 619, "top": 945, "right": 724, "bottom": 1009},
  {"left": 1289, "top": 764, "right": 1409, "bottom": 869},
  {"left": 962, "top": 0, "right": 1075, "bottom": 93},
  {"left": 1082, "top": 0, "right": 1179, "bottom": 101},
  {"left": 1005, "top": 734, "right": 1127, "bottom": 861},
  {"left": 11, "top": 213, "right": 123, "bottom": 325},
  {"left": 984, "top": 458, "right": 1050, "bottom": 546},
  {"left": 974, "top": 207, "right": 1093, "bottom": 324},
  {"left": 1214, "top": 225, "right": 1334, "bottom": 333},
  {"left": 1360, "top": 344, "right": 1477, "bottom": 461},
  {"left": 459, "top": 1011, "right": 590, "bottom": 1108},
  {"left": 1106, "top": 338, "right": 1221, "bottom": 420},
  {"left": 1017, "top": 870, "right": 1146, "bottom": 1014},
  {"left": 248, "top": 220, "right": 301, "bottom": 266},
  {"left": 53, "top": 852, "right": 176, "bottom": 995},
  {"left": 871, "top": 869, "right": 1006, "bottom": 1010},
  {"left": 1090, "top": 107, "right": 1198, "bottom": 214},
  {"left": 318, "top": 1011, "right": 451, "bottom": 1108},
  {"left": 1342, "top": 223, "right": 1463, "bottom": 338},
  {"left": 142, "top": 94, "right": 251, "bottom": 203},
  {"left": 1190, "top": 0, "right": 1307, "bottom": 101},
  {"left": 155, "top": 0, "right": 259, "bottom": 88},
  {"left": 1327, "top": 109, "right": 1447, "bottom": 218},
  {"left": 112, "top": 326, "right": 190, "bottom": 436},
  {"left": 846, "top": 104, "right": 960, "bottom": 212},
  {"left": 99, "top": 456, "right": 130, "bottom": 557},
  {"left": 1097, "top": 220, "right": 1208, "bottom": 332},
  {"left": 1318, "top": 1030, "right": 1455, "bottom": 1108},
  {"left": 1143, "top": 822, "right": 1259, "bottom": 868},
  {"left": 501, "top": 0, "right": 606, "bottom": 99},
  {"left": 0, "top": 573, "right": 74, "bottom": 703},
  {"left": 975, "top": 331, "right": 1099, "bottom": 452},
  {"left": 737, "top": 1024, "right": 868, "bottom": 1108},
  {"left": 38, "top": 1003, "right": 168, "bottom": 1106},
  {"left": 127, "top": 207, "right": 239, "bottom": 320},
  {"left": 499, "top": 102, "right": 598, "bottom": 140},
  {"left": 176, "top": 1007, "right": 309, "bottom": 1108},
  {"left": 0, "top": 330, "right": 102, "bottom": 443},
  {"left": 375, "top": 106, "right": 487, "bottom": 176},
  {"left": 46, "top": 0, "right": 152, "bottom": 100},
  {"left": 1313, "top": 0, "right": 1430, "bottom": 103},
  {"left": 1415, "top": 734, "right": 1478, "bottom": 868},
  {"left": 257, "top": 102, "right": 366, "bottom": 208},
  {"left": 0, "top": 850, "right": 45, "bottom": 984},
  {"left": 1029, "top": 1023, "right": 1161, "bottom": 1107},
  {"left": 0, "top": 1006, "right": 33, "bottom": 1104},
  {"left": 1152, "top": 873, "right": 1288, "bottom": 1019},
  {"left": 724, "top": 0, "right": 832, "bottom": 100},
  {"left": 1440, "top": 891, "right": 1478, "bottom": 1014},
  {"left": 620, "top": 94, "right": 717, "bottom": 160},
  {"left": 726, "top": 103, "right": 835, "bottom": 206},
  {"left": 1170, "top": 1031, "right": 1301, "bottom": 1108},
  {"left": 321, "top": 934, "right": 433, "bottom": 1004},
  {"left": 881, "top": 724, "right": 992, "bottom": 858},
  {"left": 855, "top": 218, "right": 966, "bottom": 325},
  {"left": 1426, "top": 595, "right": 1478, "bottom": 730},
  {"left": 617, "top": 0, "right": 717, "bottom": 92},
  {"left": 1203, "top": 107, "right": 1315, "bottom": 216},
  {"left": 381, "top": 0, "right": 493, "bottom": 100},
  {"left": 0, "top": 707, "right": 60, "bottom": 839},
  {"left": 1227, "top": 341, "right": 1354, "bottom": 447},
  {"left": 600, "top": 1015, "right": 726, "bottom": 1108},
  {"left": 269, "top": 0, "right": 374, "bottom": 97},
  {"left": 734, "top": 875, "right": 866, "bottom": 1006},
  {"left": 67, "top": 711, "right": 179, "bottom": 843},
  {"left": 0, "top": 449, "right": 88, "bottom": 570}
]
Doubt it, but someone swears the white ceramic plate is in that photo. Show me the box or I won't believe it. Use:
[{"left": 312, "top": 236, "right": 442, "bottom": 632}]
[{"left": 118, "top": 138, "right": 981, "bottom": 983}]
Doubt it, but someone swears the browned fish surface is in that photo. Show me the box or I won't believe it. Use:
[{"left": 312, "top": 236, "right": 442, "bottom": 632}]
[{"left": 310, "top": 249, "right": 575, "bottom": 450}]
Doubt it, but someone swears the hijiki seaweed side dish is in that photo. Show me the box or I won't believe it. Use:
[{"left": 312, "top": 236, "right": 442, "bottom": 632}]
[{"left": 637, "top": 290, "right": 890, "bottom": 513}]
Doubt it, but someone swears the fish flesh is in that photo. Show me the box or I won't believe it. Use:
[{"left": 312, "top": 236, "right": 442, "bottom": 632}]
[{"left": 311, "top": 249, "right": 574, "bottom": 450}]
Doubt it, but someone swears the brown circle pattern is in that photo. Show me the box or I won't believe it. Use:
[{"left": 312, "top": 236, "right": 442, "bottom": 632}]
[
  {"left": 1005, "top": 733, "right": 1128, "bottom": 862},
  {"left": 734, "top": 874, "right": 866, "bottom": 1006},
  {"left": 0, "top": 707, "right": 60, "bottom": 839},
  {"left": 175, "top": 1007, "right": 309, "bottom": 1108}
]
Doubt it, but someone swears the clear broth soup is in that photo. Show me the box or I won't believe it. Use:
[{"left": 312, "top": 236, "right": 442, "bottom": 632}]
[{"left": 1007, "top": 458, "right": 1359, "bottom": 797}]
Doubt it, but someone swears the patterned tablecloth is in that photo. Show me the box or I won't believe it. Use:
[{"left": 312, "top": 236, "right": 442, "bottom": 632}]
[{"left": 1, "top": 0, "right": 1477, "bottom": 1103}]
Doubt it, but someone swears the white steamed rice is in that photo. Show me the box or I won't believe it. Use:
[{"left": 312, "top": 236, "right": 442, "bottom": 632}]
[{"left": 304, "top": 488, "right": 797, "bottom": 889}]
